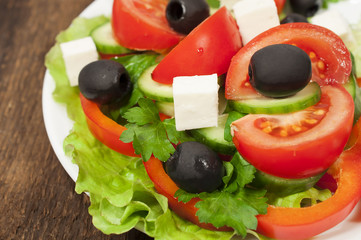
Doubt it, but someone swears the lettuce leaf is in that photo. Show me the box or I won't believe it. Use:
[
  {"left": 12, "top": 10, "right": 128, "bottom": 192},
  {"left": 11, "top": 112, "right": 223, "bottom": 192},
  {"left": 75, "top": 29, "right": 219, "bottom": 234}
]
[
  {"left": 44, "top": 14, "right": 345, "bottom": 240},
  {"left": 44, "top": 16, "right": 238, "bottom": 240},
  {"left": 267, "top": 188, "right": 332, "bottom": 208},
  {"left": 350, "top": 21, "right": 361, "bottom": 78}
]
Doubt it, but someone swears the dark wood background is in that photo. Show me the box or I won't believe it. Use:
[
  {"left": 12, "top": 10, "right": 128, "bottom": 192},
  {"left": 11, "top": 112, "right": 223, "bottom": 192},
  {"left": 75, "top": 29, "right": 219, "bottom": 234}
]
[{"left": 0, "top": 0, "right": 152, "bottom": 239}]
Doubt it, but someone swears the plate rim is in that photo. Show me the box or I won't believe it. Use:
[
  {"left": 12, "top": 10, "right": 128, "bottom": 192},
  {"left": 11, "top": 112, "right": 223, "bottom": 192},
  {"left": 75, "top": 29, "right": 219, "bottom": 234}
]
[{"left": 42, "top": 0, "right": 361, "bottom": 239}]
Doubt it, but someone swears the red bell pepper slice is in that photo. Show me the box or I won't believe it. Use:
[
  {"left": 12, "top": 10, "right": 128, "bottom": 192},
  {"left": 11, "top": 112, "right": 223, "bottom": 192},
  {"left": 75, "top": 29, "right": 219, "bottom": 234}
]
[
  {"left": 79, "top": 93, "right": 138, "bottom": 157},
  {"left": 143, "top": 119, "right": 361, "bottom": 239},
  {"left": 80, "top": 94, "right": 170, "bottom": 157},
  {"left": 257, "top": 123, "right": 361, "bottom": 239}
]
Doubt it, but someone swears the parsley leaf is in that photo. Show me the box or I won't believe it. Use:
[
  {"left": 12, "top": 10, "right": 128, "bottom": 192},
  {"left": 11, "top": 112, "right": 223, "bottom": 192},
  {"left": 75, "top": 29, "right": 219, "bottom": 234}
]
[
  {"left": 120, "top": 98, "right": 192, "bottom": 161},
  {"left": 195, "top": 189, "right": 266, "bottom": 237},
  {"left": 174, "top": 189, "right": 199, "bottom": 203},
  {"left": 206, "top": 0, "right": 220, "bottom": 9},
  {"left": 224, "top": 111, "right": 246, "bottom": 142},
  {"left": 113, "top": 54, "right": 158, "bottom": 84},
  {"left": 322, "top": 0, "right": 342, "bottom": 9},
  {"left": 174, "top": 152, "right": 268, "bottom": 237},
  {"left": 230, "top": 153, "right": 256, "bottom": 189}
]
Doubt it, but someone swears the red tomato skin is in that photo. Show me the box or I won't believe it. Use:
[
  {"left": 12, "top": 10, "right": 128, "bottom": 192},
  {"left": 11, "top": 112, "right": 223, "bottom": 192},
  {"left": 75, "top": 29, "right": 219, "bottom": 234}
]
[
  {"left": 257, "top": 124, "right": 361, "bottom": 239},
  {"left": 151, "top": 7, "right": 242, "bottom": 84},
  {"left": 225, "top": 23, "right": 352, "bottom": 100},
  {"left": 274, "top": 0, "right": 286, "bottom": 14},
  {"left": 232, "top": 86, "right": 354, "bottom": 179},
  {"left": 112, "top": 0, "right": 183, "bottom": 51}
]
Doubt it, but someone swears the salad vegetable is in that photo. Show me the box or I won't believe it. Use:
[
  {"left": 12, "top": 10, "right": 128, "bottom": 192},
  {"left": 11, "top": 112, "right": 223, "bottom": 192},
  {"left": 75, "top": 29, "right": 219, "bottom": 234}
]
[
  {"left": 44, "top": 0, "right": 361, "bottom": 239},
  {"left": 232, "top": 85, "right": 354, "bottom": 178},
  {"left": 112, "top": 0, "right": 183, "bottom": 51},
  {"left": 225, "top": 22, "right": 352, "bottom": 100},
  {"left": 151, "top": 6, "right": 242, "bottom": 84}
]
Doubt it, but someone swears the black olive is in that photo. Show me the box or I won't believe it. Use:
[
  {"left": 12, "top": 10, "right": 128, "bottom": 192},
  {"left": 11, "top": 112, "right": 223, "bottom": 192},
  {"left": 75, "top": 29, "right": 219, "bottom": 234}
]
[
  {"left": 78, "top": 59, "right": 133, "bottom": 105},
  {"left": 166, "top": 0, "right": 210, "bottom": 35},
  {"left": 248, "top": 44, "right": 312, "bottom": 98},
  {"left": 289, "top": 0, "right": 322, "bottom": 17},
  {"left": 281, "top": 13, "right": 309, "bottom": 24},
  {"left": 165, "top": 142, "right": 225, "bottom": 193}
]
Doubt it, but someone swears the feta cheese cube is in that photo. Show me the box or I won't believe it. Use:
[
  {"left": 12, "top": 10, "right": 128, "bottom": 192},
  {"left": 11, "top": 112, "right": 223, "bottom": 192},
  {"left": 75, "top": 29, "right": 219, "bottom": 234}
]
[
  {"left": 60, "top": 36, "right": 98, "bottom": 86},
  {"left": 328, "top": 1, "right": 361, "bottom": 25},
  {"left": 233, "top": 0, "right": 280, "bottom": 45},
  {"left": 173, "top": 74, "right": 219, "bottom": 131},
  {"left": 311, "top": 9, "right": 356, "bottom": 45},
  {"left": 220, "top": 0, "right": 240, "bottom": 10}
]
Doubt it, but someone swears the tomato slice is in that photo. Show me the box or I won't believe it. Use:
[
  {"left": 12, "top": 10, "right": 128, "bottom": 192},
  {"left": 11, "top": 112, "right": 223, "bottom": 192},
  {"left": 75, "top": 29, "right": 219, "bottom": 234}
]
[
  {"left": 143, "top": 117, "right": 361, "bottom": 239},
  {"left": 231, "top": 85, "right": 354, "bottom": 179},
  {"left": 79, "top": 93, "right": 139, "bottom": 157},
  {"left": 257, "top": 119, "right": 361, "bottom": 239},
  {"left": 274, "top": 0, "right": 286, "bottom": 14},
  {"left": 225, "top": 23, "right": 352, "bottom": 100},
  {"left": 111, "top": 0, "right": 183, "bottom": 51},
  {"left": 151, "top": 7, "right": 242, "bottom": 84}
]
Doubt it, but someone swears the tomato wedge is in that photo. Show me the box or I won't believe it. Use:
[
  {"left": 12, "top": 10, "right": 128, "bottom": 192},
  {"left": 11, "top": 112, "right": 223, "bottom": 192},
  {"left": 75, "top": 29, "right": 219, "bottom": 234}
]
[
  {"left": 231, "top": 85, "right": 354, "bottom": 179},
  {"left": 111, "top": 0, "right": 183, "bottom": 51},
  {"left": 225, "top": 23, "right": 352, "bottom": 100},
  {"left": 274, "top": 0, "right": 286, "bottom": 14},
  {"left": 151, "top": 7, "right": 242, "bottom": 84},
  {"left": 143, "top": 118, "right": 361, "bottom": 239},
  {"left": 79, "top": 93, "right": 138, "bottom": 157}
]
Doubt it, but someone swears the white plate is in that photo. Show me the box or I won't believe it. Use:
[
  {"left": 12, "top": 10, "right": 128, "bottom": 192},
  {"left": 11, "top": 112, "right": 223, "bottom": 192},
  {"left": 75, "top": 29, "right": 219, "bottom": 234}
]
[{"left": 42, "top": 0, "right": 361, "bottom": 239}]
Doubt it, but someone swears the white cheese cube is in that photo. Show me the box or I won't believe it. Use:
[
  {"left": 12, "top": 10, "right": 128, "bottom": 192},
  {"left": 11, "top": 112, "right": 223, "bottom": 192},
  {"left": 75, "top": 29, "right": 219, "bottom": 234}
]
[
  {"left": 311, "top": 9, "right": 355, "bottom": 45},
  {"left": 60, "top": 36, "right": 98, "bottom": 86},
  {"left": 233, "top": 0, "right": 280, "bottom": 45},
  {"left": 220, "top": 0, "right": 240, "bottom": 10},
  {"left": 173, "top": 74, "right": 219, "bottom": 131},
  {"left": 328, "top": 1, "right": 361, "bottom": 25}
]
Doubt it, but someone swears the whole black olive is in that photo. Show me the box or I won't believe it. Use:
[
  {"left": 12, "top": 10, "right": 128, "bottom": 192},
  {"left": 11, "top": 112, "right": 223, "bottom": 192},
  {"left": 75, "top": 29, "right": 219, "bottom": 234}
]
[
  {"left": 281, "top": 13, "right": 309, "bottom": 24},
  {"left": 289, "top": 0, "right": 322, "bottom": 17},
  {"left": 165, "top": 141, "right": 225, "bottom": 193},
  {"left": 248, "top": 44, "right": 312, "bottom": 98},
  {"left": 166, "top": 0, "right": 210, "bottom": 35},
  {"left": 78, "top": 59, "right": 133, "bottom": 105}
]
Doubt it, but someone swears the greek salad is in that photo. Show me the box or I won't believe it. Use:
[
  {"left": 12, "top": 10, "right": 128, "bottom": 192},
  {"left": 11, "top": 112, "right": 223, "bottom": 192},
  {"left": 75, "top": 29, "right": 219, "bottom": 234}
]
[{"left": 43, "top": 0, "right": 361, "bottom": 239}]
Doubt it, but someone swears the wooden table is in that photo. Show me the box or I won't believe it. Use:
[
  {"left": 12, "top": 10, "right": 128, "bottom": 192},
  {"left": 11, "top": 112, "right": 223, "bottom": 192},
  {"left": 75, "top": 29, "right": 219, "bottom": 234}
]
[{"left": 0, "top": 0, "right": 152, "bottom": 239}]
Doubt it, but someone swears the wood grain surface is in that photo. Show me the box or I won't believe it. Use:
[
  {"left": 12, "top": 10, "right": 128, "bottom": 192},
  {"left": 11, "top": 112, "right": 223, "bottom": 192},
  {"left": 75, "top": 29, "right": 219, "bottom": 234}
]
[{"left": 0, "top": 0, "right": 152, "bottom": 239}]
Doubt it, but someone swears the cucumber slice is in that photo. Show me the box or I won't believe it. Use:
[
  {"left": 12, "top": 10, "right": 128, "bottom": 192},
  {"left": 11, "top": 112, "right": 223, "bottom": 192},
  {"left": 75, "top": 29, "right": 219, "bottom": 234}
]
[
  {"left": 138, "top": 65, "right": 174, "bottom": 102},
  {"left": 156, "top": 101, "right": 174, "bottom": 117},
  {"left": 230, "top": 82, "right": 321, "bottom": 114},
  {"left": 91, "top": 22, "right": 132, "bottom": 54},
  {"left": 251, "top": 170, "right": 326, "bottom": 197},
  {"left": 343, "top": 73, "right": 356, "bottom": 100},
  {"left": 190, "top": 114, "right": 236, "bottom": 155}
]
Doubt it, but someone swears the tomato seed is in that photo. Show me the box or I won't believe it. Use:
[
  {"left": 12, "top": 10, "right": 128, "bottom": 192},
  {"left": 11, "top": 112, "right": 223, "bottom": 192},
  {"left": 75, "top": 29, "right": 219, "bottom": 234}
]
[
  {"left": 317, "top": 61, "right": 325, "bottom": 70},
  {"left": 309, "top": 52, "right": 316, "bottom": 59},
  {"left": 263, "top": 126, "right": 272, "bottom": 133},
  {"left": 304, "top": 118, "right": 318, "bottom": 124},
  {"left": 313, "top": 109, "right": 326, "bottom": 116}
]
